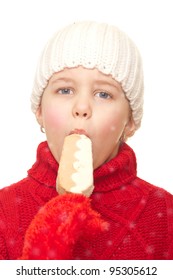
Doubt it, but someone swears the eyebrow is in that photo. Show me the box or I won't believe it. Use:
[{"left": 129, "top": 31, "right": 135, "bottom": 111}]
[
  {"left": 93, "top": 79, "right": 123, "bottom": 93},
  {"left": 50, "top": 76, "right": 122, "bottom": 91},
  {"left": 94, "top": 79, "right": 120, "bottom": 87},
  {"left": 51, "top": 77, "right": 73, "bottom": 84}
]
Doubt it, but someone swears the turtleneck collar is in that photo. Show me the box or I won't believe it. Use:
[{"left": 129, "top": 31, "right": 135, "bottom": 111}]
[{"left": 28, "top": 141, "right": 137, "bottom": 193}]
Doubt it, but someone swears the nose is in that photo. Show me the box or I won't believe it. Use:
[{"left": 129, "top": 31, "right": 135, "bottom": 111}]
[{"left": 72, "top": 97, "right": 92, "bottom": 119}]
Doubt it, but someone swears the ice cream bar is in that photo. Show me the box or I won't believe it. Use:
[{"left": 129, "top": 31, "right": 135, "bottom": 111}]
[{"left": 56, "top": 134, "right": 94, "bottom": 197}]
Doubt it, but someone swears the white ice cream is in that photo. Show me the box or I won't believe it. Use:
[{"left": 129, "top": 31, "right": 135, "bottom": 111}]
[{"left": 70, "top": 135, "right": 93, "bottom": 193}]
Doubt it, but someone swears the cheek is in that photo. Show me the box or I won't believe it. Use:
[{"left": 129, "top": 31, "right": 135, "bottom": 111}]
[
  {"left": 99, "top": 113, "right": 126, "bottom": 135},
  {"left": 42, "top": 106, "right": 67, "bottom": 129},
  {"left": 109, "top": 104, "right": 130, "bottom": 132},
  {"left": 42, "top": 106, "right": 68, "bottom": 163}
]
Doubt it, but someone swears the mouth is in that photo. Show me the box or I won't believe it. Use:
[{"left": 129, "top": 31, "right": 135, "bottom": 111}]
[{"left": 69, "top": 129, "right": 89, "bottom": 138}]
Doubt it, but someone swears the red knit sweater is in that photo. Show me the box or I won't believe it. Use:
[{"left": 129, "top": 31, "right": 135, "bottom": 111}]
[{"left": 0, "top": 141, "right": 173, "bottom": 259}]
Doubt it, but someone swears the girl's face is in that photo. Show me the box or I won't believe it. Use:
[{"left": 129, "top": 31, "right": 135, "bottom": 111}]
[{"left": 36, "top": 66, "right": 135, "bottom": 169}]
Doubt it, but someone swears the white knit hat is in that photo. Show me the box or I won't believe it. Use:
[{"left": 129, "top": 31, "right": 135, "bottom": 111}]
[{"left": 31, "top": 21, "right": 144, "bottom": 129}]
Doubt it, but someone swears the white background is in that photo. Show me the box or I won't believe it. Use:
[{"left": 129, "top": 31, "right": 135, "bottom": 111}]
[{"left": 0, "top": 0, "right": 172, "bottom": 194}]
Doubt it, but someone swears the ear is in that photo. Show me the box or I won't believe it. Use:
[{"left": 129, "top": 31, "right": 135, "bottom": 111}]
[
  {"left": 124, "top": 116, "right": 136, "bottom": 140},
  {"left": 35, "top": 106, "right": 43, "bottom": 127}
]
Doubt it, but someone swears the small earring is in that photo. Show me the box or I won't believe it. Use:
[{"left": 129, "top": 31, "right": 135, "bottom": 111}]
[
  {"left": 120, "top": 133, "right": 126, "bottom": 143},
  {"left": 40, "top": 126, "right": 45, "bottom": 133}
]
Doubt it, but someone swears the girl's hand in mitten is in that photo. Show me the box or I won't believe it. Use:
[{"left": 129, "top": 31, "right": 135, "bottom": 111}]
[{"left": 20, "top": 193, "right": 109, "bottom": 259}]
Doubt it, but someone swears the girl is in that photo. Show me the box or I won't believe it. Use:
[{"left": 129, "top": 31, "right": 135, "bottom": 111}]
[{"left": 0, "top": 21, "right": 173, "bottom": 260}]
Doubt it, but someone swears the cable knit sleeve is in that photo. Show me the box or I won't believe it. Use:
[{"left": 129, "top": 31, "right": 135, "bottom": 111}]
[
  {"left": 166, "top": 192, "right": 173, "bottom": 258},
  {"left": 0, "top": 207, "right": 8, "bottom": 259},
  {"left": 0, "top": 236, "right": 7, "bottom": 259},
  {"left": 20, "top": 193, "right": 109, "bottom": 260}
]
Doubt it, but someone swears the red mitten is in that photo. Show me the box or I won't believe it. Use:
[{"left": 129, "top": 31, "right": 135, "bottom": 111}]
[{"left": 20, "top": 194, "right": 109, "bottom": 259}]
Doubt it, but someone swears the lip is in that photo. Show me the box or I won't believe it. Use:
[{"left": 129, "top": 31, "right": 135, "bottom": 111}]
[{"left": 69, "top": 129, "right": 89, "bottom": 137}]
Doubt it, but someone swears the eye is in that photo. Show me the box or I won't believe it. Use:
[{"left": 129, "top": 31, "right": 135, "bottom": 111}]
[
  {"left": 57, "top": 88, "right": 73, "bottom": 95},
  {"left": 95, "top": 91, "right": 111, "bottom": 99}
]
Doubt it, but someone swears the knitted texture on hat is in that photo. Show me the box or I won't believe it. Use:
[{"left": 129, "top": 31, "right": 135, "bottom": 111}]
[{"left": 31, "top": 21, "right": 144, "bottom": 129}]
